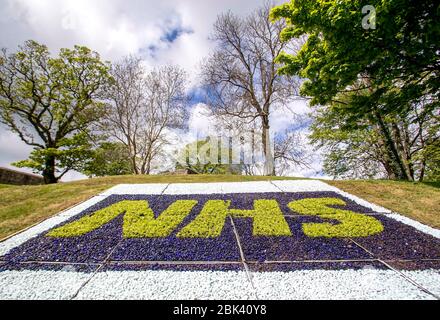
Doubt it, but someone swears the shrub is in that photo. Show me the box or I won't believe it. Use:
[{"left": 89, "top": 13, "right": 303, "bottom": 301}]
[
  {"left": 288, "top": 198, "right": 384, "bottom": 238},
  {"left": 177, "top": 199, "right": 292, "bottom": 238}
]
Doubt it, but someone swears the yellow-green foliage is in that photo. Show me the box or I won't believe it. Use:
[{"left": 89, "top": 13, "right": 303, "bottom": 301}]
[
  {"left": 229, "top": 200, "right": 292, "bottom": 236},
  {"left": 47, "top": 197, "right": 383, "bottom": 239},
  {"left": 177, "top": 200, "right": 231, "bottom": 238},
  {"left": 123, "top": 200, "right": 197, "bottom": 238},
  {"left": 177, "top": 199, "right": 292, "bottom": 238},
  {"left": 288, "top": 198, "right": 384, "bottom": 238},
  {"left": 47, "top": 200, "right": 197, "bottom": 238},
  {"left": 47, "top": 200, "right": 133, "bottom": 238}
]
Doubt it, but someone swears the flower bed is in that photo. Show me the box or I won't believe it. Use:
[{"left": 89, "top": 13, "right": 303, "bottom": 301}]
[
  {"left": 1, "top": 181, "right": 439, "bottom": 300},
  {"left": 2, "top": 191, "right": 440, "bottom": 268}
]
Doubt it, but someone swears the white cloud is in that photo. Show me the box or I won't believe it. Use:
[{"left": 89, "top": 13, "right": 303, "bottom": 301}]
[
  {"left": 0, "top": 0, "right": 263, "bottom": 64},
  {"left": 270, "top": 99, "right": 310, "bottom": 133},
  {"left": 187, "top": 103, "right": 217, "bottom": 137}
]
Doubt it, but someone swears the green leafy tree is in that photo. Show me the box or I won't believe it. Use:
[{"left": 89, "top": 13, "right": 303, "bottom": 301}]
[
  {"left": 271, "top": 0, "right": 439, "bottom": 181},
  {"left": 309, "top": 96, "right": 439, "bottom": 181},
  {"left": 310, "top": 104, "right": 396, "bottom": 179},
  {"left": 0, "top": 40, "right": 113, "bottom": 183},
  {"left": 82, "top": 142, "right": 133, "bottom": 177}
]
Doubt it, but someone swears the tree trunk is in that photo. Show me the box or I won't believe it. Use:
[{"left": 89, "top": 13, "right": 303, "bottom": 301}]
[
  {"left": 391, "top": 122, "right": 414, "bottom": 181},
  {"left": 419, "top": 159, "right": 426, "bottom": 182},
  {"left": 145, "top": 157, "right": 151, "bottom": 175},
  {"left": 132, "top": 156, "right": 139, "bottom": 175},
  {"left": 43, "top": 155, "right": 58, "bottom": 184},
  {"left": 374, "top": 110, "right": 409, "bottom": 180},
  {"left": 261, "top": 118, "right": 275, "bottom": 176},
  {"left": 374, "top": 125, "right": 397, "bottom": 179}
]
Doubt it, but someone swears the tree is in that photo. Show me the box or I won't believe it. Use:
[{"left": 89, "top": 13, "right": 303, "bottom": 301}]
[
  {"left": 0, "top": 40, "right": 112, "bottom": 183},
  {"left": 309, "top": 98, "right": 439, "bottom": 181},
  {"left": 82, "top": 142, "right": 132, "bottom": 177},
  {"left": 271, "top": 0, "right": 439, "bottom": 181},
  {"left": 274, "top": 128, "right": 310, "bottom": 176},
  {"left": 175, "top": 138, "right": 242, "bottom": 175},
  {"left": 103, "top": 56, "right": 188, "bottom": 175},
  {"left": 201, "top": 2, "right": 303, "bottom": 176}
]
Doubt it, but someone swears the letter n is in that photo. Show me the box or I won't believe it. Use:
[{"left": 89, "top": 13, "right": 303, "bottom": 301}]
[{"left": 47, "top": 200, "right": 197, "bottom": 238}]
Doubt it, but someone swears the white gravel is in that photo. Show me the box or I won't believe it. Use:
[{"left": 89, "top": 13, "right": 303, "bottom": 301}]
[
  {"left": 250, "top": 269, "right": 436, "bottom": 300},
  {"left": 401, "top": 269, "right": 440, "bottom": 297},
  {"left": 0, "top": 270, "right": 93, "bottom": 300},
  {"left": 74, "top": 270, "right": 256, "bottom": 300},
  {"left": 270, "top": 180, "right": 336, "bottom": 192},
  {"left": 164, "top": 181, "right": 281, "bottom": 194},
  {"left": 99, "top": 183, "right": 169, "bottom": 195},
  {"left": 0, "top": 268, "right": 436, "bottom": 300}
]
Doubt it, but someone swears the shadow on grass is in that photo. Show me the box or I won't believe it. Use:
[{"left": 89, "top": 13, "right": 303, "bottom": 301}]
[{"left": 422, "top": 181, "right": 440, "bottom": 189}]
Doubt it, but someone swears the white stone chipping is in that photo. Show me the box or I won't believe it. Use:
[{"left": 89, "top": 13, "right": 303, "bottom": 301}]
[
  {"left": 0, "top": 268, "right": 437, "bottom": 300},
  {"left": 0, "top": 270, "right": 94, "bottom": 300},
  {"left": 400, "top": 269, "right": 440, "bottom": 297},
  {"left": 74, "top": 270, "right": 256, "bottom": 300},
  {"left": 1, "top": 180, "right": 439, "bottom": 300},
  {"left": 99, "top": 183, "right": 169, "bottom": 195},
  {"left": 164, "top": 181, "right": 281, "bottom": 194},
  {"left": 250, "top": 270, "right": 436, "bottom": 300}
]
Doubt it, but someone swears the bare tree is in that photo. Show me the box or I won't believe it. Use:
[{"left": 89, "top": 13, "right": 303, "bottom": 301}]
[
  {"left": 201, "top": 2, "right": 303, "bottom": 175},
  {"left": 103, "top": 56, "right": 188, "bottom": 174},
  {"left": 274, "top": 130, "right": 311, "bottom": 176}
]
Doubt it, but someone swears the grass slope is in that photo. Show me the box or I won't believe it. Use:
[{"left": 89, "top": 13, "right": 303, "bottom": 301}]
[{"left": 0, "top": 175, "right": 438, "bottom": 240}]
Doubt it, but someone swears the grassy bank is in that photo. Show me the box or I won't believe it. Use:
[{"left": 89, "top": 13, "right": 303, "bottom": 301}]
[{"left": 0, "top": 175, "right": 438, "bottom": 240}]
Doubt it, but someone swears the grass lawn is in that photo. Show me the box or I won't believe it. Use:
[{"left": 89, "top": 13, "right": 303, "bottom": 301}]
[{"left": 0, "top": 175, "right": 438, "bottom": 240}]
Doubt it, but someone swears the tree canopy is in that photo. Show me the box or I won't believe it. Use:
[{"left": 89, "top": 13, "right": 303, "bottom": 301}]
[
  {"left": 271, "top": 0, "right": 438, "bottom": 110},
  {"left": 82, "top": 142, "right": 133, "bottom": 177},
  {"left": 271, "top": 0, "right": 439, "bottom": 181}
]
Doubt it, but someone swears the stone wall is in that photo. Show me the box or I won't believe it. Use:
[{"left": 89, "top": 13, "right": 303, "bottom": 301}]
[{"left": 0, "top": 167, "right": 44, "bottom": 185}]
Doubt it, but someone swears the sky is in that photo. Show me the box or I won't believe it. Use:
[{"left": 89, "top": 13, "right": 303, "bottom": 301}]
[{"left": 0, "top": 0, "right": 325, "bottom": 180}]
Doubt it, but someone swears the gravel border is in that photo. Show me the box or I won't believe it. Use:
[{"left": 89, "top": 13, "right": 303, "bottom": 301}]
[
  {"left": 249, "top": 269, "right": 436, "bottom": 300},
  {"left": 0, "top": 267, "right": 437, "bottom": 300},
  {"left": 0, "top": 270, "right": 94, "bottom": 300},
  {"left": 74, "top": 270, "right": 256, "bottom": 300}
]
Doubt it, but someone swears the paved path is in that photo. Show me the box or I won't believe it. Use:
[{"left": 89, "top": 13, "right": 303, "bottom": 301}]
[{"left": 1, "top": 180, "right": 439, "bottom": 299}]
